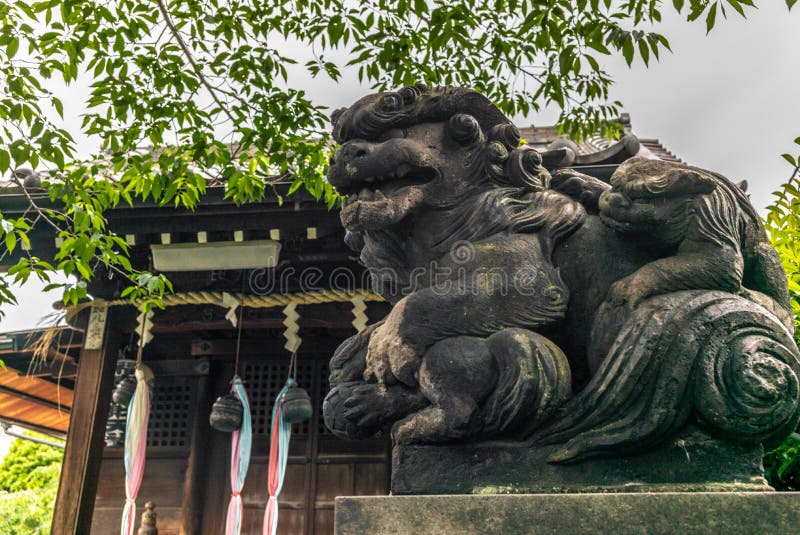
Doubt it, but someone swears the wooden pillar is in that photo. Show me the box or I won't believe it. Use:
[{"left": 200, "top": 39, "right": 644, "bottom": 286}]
[
  {"left": 179, "top": 373, "right": 212, "bottom": 534},
  {"left": 52, "top": 304, "right": 126, "bottom": 534}
]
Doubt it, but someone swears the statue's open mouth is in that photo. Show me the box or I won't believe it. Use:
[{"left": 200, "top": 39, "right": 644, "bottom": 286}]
[
  {"left": 337, "top": 165, "right": 438, "bottom": 231},
  {"left": 335, "top": 164, "right": 438, "bottom": 197}
]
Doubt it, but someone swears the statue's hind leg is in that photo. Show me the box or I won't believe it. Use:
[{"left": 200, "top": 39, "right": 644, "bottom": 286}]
[
  {"left": 391, "top": 336, "right": 497, "bottom": 444},
  {"left": 391, "top": 397, "right": 479, "bottom": 444}
]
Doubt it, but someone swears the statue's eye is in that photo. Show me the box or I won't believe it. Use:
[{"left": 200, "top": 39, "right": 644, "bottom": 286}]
[
  {"left": 378, "top": 94, "right": 403, "bottom": 113},
  {"left": 398, "top": 86, "right": 418, "bottom": 105}
]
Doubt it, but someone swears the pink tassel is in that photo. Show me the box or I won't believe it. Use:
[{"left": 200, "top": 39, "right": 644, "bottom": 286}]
[{"left": 121, "top": 367, "right": 151, "bottom": 535}]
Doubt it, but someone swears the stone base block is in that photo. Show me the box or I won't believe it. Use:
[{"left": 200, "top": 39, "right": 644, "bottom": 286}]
[
  {"left": 392, "top": 428, "right": 769, "bottom": 494},
  {"left": 335, "top": 493, "right": 800, "bottom": 534}
]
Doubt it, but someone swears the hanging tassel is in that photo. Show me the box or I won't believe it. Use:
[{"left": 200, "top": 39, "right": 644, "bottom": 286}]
[
  {"left": 120, "top": 364, "right": 153, "bottom": 535},
  {"left": 225, "top": 377, "right": 252, "bottom": 535},
  {"left": 262, "top": 380, "right": 293, "bottom": 535}
]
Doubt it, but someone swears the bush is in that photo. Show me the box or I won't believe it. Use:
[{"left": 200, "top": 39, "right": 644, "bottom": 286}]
[
  {"left": 0, "top": 435, "right": 63, "bottom": 493},
  {"left": 0, "top": 433, "right": 63, "bottom": 531},
  {"left": 763, "top": 144, "right": 800, "bottom": 491},
  {"left": 765, "top": 433, "right": 800, "bottom": 491},
  {"left": 0, "top": 487, "right": 57, "bottom": 535}
]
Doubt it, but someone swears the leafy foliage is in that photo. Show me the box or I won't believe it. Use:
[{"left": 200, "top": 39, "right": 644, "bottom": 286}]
[
  {"left": 0, "top": 487, "right": 57, "bottom": 535},
  {"left": 765, "top": 433, "right": 800, "bottom": 491},
  {"left": 763, "top": 136, "right": 800, "bottom": 491},
  {"left": 0, "top": 433, "right": 63, "bottom": 533},
  {"left": 764, "top": 136, "right": 800, "bottom": 335},
  {"left": 0, "top": 433, "right": 63, "bottom": 492},
  {"left": 0, "top": 0, "right": 795, "bottom": 314}
]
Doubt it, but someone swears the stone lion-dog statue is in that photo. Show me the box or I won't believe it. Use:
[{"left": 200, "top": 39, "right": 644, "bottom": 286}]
[{"left": 322, "top": 85, "right": 800, "bottom": 466}]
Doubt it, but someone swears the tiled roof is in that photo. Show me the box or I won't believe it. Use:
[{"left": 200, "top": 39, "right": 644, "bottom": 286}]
[
  {"left": 518, "top": 114, "right": 682, "bottom": 167},
  {"left": 0, "top": 115, "right": 683, "bottom": 194},
  {"left": 638, "top": 138, "right": 682, "bottom": 163}
]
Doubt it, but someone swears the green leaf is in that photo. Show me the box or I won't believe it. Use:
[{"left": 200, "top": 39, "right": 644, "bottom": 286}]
[
  {"left": 5, "top": 232, "right": 17, "bottom": 253},
  {"left": 75, "top": 261, "right": 92, "bottom": 280},
  {"left": 727, "top": 0, "right": 746, "bottom": 17},
  {"left": 622, "top": 36, "right": 634, "bottom": 66},
  {"left": 706, "top": 2, "right": 718, "bottom": 33},
  {"left": 6, "top": 37, "right": 19, "bottom": 59},
  {"left": 52, "top": 97, "right": 64, "bottom": 118},
  {"left": 0, "top": 151, "right": 9, "bottom": 174},
  {"left": 638, "top": 39, "right": 650, "bottom": 66},
  {"left": 783, "top": 154, "right": 797, "bottom": 167}
]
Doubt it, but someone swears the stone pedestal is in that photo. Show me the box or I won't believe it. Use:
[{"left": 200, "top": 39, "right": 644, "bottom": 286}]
[
  {"left": 335, "top": 493, "right": 800, "bottom": 535},
  {"left": 392, "top": 428, "right": 769, "bottom": 494}
]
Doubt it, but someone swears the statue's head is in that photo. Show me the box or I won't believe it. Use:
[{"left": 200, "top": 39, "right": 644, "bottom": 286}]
[
  {"left": 328, "top": 85, "right": 550, "bottom": 232},
  {"left": 598, "top": 157, "right": 718, "bottom": 247}
]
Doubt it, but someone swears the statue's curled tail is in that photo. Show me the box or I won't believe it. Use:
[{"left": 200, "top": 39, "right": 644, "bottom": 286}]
[{"left": 534, "top": 290, "right": 800, "bottom": 462}]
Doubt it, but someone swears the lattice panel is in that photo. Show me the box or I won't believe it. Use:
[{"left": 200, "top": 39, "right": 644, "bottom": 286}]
[
  {"left": 147, "top": 378, "right": 192, "bottom": 449},
  {"left": 243, "top": 360, "right": 315, "bottom": 436}
]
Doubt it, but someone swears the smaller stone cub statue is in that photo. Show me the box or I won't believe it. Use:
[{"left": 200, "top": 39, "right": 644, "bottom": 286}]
[{"left": 550, "top": 157, "right": 792, "bottom": 329}]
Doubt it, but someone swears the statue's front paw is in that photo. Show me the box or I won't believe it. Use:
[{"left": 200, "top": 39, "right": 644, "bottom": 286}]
[
  {"left": 364, "top": 321, "right": 422, "bottom": 386},
  {"left": 550, "top": 170, "right": 608, "bottom": 209},
  {"left": 343, "top": 383, "right": 390, "bottom": 429},
  {"left": 606, "top": 278, "right": 647, "bottom": 310},
  {"left": 549, "top": 171, "right": 588, "bottom": 198}
]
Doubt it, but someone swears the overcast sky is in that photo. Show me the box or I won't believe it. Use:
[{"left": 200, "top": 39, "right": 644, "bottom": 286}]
[{"left": 1, "top": 3, "right": 799, "bottom": 332}]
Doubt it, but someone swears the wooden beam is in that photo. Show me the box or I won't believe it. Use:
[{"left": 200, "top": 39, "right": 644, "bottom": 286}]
[
  {"left": 153, "top": 317, "right": 346, "bottom": 333},
  {"left": 0, "top": 384, "right": 71, "bottom": 412},
  {"left": 191, "top": 336, "right": 344, "bottom": 357},
  {"left": 0, "top": 354, "right": 78, "bottom": 379},
  {"left": 0, "top": 342, "right": 83, "bottom": 355},
  {"left": 146, "top": 358, "right": 210, "bottom": 377},
  {"left": 0, "top": 415, "right": 66, "bottom": 438},
  {"left": 51, "top": 305, "right": 125, "bottom": 535},
  {"left": 179, "top": 374, "right": 212, "bottom": 535}
]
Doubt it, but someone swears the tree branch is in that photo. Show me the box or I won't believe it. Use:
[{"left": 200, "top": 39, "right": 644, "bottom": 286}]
[{"left": 155, "top": 0, "right": 239, "bottom": 126}]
